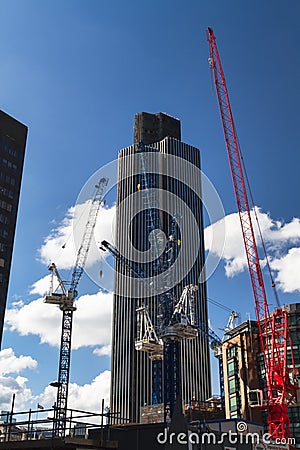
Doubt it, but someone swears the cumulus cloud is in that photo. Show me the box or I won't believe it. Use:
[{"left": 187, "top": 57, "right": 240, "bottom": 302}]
[
  {"left": 29, "top": 275, "right": 53, "bottom": 296},
  {"left": 5, "top": 291, "right": 113, "bottom": 349},
  {"left": 39, "top": 370, "right": 111, "bottom": 413},
  {"left": 0, "top": 376, "right": 34, "bottom": 411},
  {"left": 271, "top": 247, "right": 300, "bottom": 293},
  {"left": 0, "top": 347, "right": 110, "bottom": 413},
  {"left": 204, "top": 208, "right": 300, "bottom": 292},
  {"left": 0, "top": 349, "right": 38, "bottom": 411},
  {"left": 93, "top": 345, "right": 111, "bottom": 357},
  {"left": 5, "top": 298, "right": 61, "bottom": 346},
  {"left": 38, "top": 203, "right": 116, "bottom": 270},
  {"left": 0, "top": 348, "right": 37, "bottom": 375}
]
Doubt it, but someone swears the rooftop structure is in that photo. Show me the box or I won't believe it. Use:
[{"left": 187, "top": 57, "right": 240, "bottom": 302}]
[{"left": 134, "top": 112, "right": 181, "bottom": 145}]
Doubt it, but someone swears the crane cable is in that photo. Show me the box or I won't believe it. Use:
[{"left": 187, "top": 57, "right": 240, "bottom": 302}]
[
  {"left": 234, "top": 124, "right": 281, "bottom": 308},
  {"left": 207, "top": 296, "right": 232, "bottom": 313},
  {"left": 49, "top": 199, "right": 95, "bottom": 285},
  {"left": 208, "top": 62, "right": 280, "bottom": 308}
]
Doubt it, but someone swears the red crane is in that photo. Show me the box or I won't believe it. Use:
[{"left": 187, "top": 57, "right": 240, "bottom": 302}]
[{"left": 206, "top": 27, "right": 297, "bottom": 440}]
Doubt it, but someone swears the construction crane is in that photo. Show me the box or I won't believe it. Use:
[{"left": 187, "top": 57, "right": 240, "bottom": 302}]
[
  {"left": 44, "top": 177, "right": 108, "bottom": 436},
  {"left": 136, "top": 142, "right": 199, "bottom": 419},
  {"left": 100, "top": 238, "right": 164, "bottom": 363},
  {"left": 222, "top": 311, "right": 240, "bottom": 335},
  {"left": 135, "top": 305, "right": 164, "bottom": 360},
  {"left": 206, "top": 27, "right": 298, "bottom": 440},
  {"left": 100, "top": 238, "right": 198, "bottom": 420},
  {"left": 100, "top": 237, "right": 165, "bottom": 405}
]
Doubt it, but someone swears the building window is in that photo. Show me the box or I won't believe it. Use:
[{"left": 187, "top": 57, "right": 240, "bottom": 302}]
[
  {"left": 0, "top": 213, "right": 9, "bottom": 225},
  {"left": 291, "top": 331, "right": 300, "bottom": 345},
  {"left": 228, "top": 377, "right": 239, "bottom": 394},
  {"left": 229, "top": 395, "right": 238, "bottom": 411},
  {"left": 0, "top": 258, "right": 4, "bottom": 267},
  {"left": 0, "top": 136, "right": 20, "bottom": 159},
  {"left": 0, "top": 229, "right": 8, "bottom": 239},
  {"left": 0, "top": 158, "right": 17, "bottom": 172},
  {"left": 228, "top": 361, "right": 236, "bottom": 377},
  {"left": 227, "top": 345, "right": 238, "bottom": 359}
]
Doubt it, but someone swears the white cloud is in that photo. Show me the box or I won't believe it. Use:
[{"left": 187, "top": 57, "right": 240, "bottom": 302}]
[
  {"left": 0, "top": 376, "right": 33, "bottom": 411},
  {"left": 0, "top": 349, "right": 38, "bottom": 411},
  {"left": 5, "top": 298, "right": 61, "bottom": 346},
  {"left": 5, "top": 291, "right": 113, "bottom": 349},
  {"left": 39, "top": 207, "right": 75, "bottom": 269},
  {"left": 72, "top": 291, "right": 113, "bottom": 349},
  {"left": 29, "top": 275, "right": 52, "bottom": 296},
  {"left": 93, "top": 345, "right": 111, "bottom": 357},
  {"left": 0, "top": 348, "right": 37, "bottom": 375},
  {"left": 39, "top": 370, "right": 111, "bottom": 413},
  {"left": 263, "top": 217, "right": 300, "bottom": 243},
  {"left": 204, "top": 211, "right": 248, "bottom": 277},
  {"left": 0, "top": 346, "right": 110, "bottom": 414},
  {"left": 38, "top": 203, "right": 116, "bottom": 270},
  {"left": 204, "top": 208, "right": 300, "bottom": 292},
  {"left": 271, "top": 247, "right": 300, "bottom": 293}
]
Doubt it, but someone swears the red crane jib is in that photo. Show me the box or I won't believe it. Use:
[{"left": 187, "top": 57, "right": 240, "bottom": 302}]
[{"left": 206, "top": 27, "right": 298, "bottom": 440}]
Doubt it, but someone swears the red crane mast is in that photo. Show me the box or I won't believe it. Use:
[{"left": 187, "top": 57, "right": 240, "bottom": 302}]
[{"left": 206, "top": 27, "right": 297, "bottom": 440}]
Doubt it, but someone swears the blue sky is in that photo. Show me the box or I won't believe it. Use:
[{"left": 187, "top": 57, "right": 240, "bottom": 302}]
[{"left": 0, "top": 0, "right": 300, "bottom": 411}]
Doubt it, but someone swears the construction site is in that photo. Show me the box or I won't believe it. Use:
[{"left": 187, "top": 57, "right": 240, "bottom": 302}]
[{"left": 0, "top": 21, "right": 299, "bottom": 450}]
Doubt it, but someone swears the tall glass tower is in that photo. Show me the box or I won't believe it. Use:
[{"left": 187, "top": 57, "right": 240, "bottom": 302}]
[
  {"left": 110, "top": 112, "right": 211, "bottom": 423},
  {"left": 0, "top": 110, "right": 27, "bottom": 347}
]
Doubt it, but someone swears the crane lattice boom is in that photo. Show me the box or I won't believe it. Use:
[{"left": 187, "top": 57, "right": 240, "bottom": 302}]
[
  {"left": 44, "top": 177, "right": 108, "bottom": 436},
  {"left": 206, "top": 27, "right": 297, "bottom": 440},
  {"left": 71, "top": 178, "right": 109, "bottom": 290}
]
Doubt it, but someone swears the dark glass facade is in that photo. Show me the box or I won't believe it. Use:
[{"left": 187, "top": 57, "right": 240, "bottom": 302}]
[
  {"left": 0, "top": 110, "right": 27, "bottom": 347},
  {"left": 110, "top": 116, "right": 211, "bottom": 423}
]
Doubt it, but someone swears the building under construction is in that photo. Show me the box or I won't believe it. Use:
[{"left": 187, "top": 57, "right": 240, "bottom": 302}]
[
  {"left": 1, "top": 26, "right": 299, "bottom": 450},
  {"left": 220, "top": 303, "right": 300, "bottom": 446},
  {"left": 110, "top": 112, "right": 211, "bottom": 423}
]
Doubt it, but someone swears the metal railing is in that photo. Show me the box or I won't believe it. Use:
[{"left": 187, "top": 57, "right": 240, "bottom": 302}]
[{"left": 0, "top": 407, "right": 110, "bottom": 442}]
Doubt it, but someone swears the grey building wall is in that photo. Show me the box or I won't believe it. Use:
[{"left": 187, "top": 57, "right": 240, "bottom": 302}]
[
  {"left": 110, "top": 131, "right": 211, "bottom": 423},
  {"left": 0, "top": 110, "right": 27, "bottom": 347}
]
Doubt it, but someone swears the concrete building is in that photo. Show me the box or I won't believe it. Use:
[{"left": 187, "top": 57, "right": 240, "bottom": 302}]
[
  {"left": 0, "top": 111, "right": 27, "bottom": 347},
  {"left": 110, "top": 112, "right": 211, "bottom": 423}
]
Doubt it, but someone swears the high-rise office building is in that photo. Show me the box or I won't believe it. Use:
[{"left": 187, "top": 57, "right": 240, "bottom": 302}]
[
  {"left": 0, "top": 110, "right": 27, "bottom": 347},
  {"left": 110, "top": 112, "right": 211, "bottom": 423}
]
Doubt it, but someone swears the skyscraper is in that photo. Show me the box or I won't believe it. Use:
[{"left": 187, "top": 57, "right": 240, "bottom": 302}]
[
  {"left": 110, "top": 112, "right": 211, "bottom": 423},
  {"left": 0, "top": 110, "right": 27, "bottom": 347}
]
